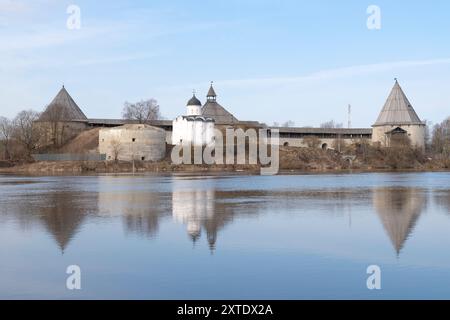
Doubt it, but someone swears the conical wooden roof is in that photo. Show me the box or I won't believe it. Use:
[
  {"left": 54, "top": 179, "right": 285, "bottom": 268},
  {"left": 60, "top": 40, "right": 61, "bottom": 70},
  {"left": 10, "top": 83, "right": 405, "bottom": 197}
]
[
  {"left": 207, "top": 83, "right": 217, "bottom": 97},
  {"left": 374, "top": 80, "right": 423, "bottom": 126},
  {"left": 40, "top": 86, "right": 88, "bottom": 122}
]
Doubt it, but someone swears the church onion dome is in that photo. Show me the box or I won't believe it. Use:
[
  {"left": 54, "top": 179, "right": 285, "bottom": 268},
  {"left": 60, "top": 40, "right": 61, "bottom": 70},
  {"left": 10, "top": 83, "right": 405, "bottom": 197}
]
[{"left": 187, "top": 94, "right": 202, "bottom": 106}]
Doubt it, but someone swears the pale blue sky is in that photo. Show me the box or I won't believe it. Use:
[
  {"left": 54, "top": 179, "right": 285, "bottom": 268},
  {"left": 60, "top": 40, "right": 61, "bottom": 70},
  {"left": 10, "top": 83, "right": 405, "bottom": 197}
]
[{"left": 1, "top": 0, "right": 449, "bottom": 127}]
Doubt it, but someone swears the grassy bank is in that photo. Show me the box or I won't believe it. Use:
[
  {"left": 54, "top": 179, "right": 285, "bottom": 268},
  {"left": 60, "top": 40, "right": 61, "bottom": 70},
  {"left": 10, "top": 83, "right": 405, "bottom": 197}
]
[{"left": 1, "top": 146, "right": 449, "bottom": 175}]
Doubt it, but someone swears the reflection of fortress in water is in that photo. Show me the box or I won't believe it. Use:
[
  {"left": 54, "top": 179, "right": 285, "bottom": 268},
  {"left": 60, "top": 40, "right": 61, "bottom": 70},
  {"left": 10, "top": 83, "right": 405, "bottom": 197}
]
[
  {"left": 98, "top": 189, "right": 168, "bottom": 238},
  {"left": 373, "top": 188, "right": 427, "bottom": 255},
  {"left": 3, "top": 178, "right": 447, "bottom": 256}
]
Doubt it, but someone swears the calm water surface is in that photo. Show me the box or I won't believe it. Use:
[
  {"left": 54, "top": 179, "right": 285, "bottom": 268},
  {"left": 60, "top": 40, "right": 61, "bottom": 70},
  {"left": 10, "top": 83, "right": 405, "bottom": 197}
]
[{"left": 0, "top": 172, "right": 450, "bottom": 299}]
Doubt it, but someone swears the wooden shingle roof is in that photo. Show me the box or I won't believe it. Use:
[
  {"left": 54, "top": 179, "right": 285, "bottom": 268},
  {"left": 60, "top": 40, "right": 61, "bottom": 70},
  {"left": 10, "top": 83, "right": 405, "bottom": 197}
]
[
  {"left": 39, "top": 86, "right": 88, "bottom": 122},
  {"left": 374, "top": 80, "right": 423, "bottom": 126}
]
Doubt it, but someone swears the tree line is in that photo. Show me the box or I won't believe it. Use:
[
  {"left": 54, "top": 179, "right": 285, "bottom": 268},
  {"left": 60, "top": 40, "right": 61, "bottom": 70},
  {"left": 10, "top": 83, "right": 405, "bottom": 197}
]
[
  {"left": 0, "top": 111, "right": 41, "bottom": 161},
  {"left": 430, "top": 118, "right": 450, "bottom": 155}
]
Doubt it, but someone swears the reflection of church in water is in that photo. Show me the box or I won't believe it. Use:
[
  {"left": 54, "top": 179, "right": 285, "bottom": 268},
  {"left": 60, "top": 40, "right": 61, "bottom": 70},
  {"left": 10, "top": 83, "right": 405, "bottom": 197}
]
[
  {"left": 171, "top": 179, "right": 235, "bottom": 251},
  {"left": 373, "top": 188, "right": 427, "bottom": 255},
  {"left": 95, "top": 177, "right": 238, "bottom": 251}
]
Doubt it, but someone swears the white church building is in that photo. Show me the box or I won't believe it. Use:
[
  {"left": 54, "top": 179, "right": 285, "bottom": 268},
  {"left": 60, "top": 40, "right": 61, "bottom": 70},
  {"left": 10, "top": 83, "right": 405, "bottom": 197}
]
[{"left": 172, "top": 87, "right": 216, "bottom": 147}]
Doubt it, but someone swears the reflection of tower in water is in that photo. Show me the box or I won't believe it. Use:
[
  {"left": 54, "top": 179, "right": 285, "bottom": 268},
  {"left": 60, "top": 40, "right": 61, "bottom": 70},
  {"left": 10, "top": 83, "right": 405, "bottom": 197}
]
[
  {"left": 39, "top": 192, "right": 89, "bottom": 253},
  {"left": 1, "top": 190, "right": 95, "bottom": 253},
  {"left": 172, "top": 179, "right": 232, "bottom": 251},
  {"left": 373, "top": 188, "right": 426, "bottom": 256}
]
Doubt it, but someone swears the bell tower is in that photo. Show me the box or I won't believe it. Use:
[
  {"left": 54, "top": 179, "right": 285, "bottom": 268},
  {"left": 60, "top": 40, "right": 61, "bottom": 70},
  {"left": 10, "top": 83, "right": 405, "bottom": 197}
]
[{"left": 206, "top": 82, "right": 217, "bottom": 103}]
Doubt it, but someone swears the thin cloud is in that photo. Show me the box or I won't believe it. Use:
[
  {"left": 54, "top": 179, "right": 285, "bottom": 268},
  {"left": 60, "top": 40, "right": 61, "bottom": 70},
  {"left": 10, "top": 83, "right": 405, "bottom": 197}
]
[
  {"left": 215, "top": 58, "right": 450, "bottom": 88},
  {"left": 0, "top": 0, "right": 28, "bottom": 13},
  {"left": 0, "top": 0, "right": 58, "bottom": 26},
  {"left": 75, "top": 53, "right": 161, "bottom": 67},
  {"left": 159, "top": 58, "right": 450, "bottom": 93},
  {"left": 0, "top": 52, "right": 161, "bottom": 71},
  {"left": 0, "top": 25, "right": 119, "bottom": 52}
]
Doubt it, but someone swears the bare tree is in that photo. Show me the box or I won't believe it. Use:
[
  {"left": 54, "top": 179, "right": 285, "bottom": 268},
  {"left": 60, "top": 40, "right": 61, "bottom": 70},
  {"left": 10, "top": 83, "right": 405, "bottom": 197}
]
[
  {"left": 13, "top": 110, "right": 41, "bottom": 157},
  {"left": 320, "top": 120, "right": 343, "bottom": 128},
  {"left": 332, "top": 137, "right": 343, "bottom": 153},
  {"left": 423, "top": 120, "right": 432, "bottom": 152},
  {"left": 432, "top": 123, "right": 444, "bottom": 154},
  {"left": 432, "top": 117, "right": 450, "bottom": 155},
  {"left": 390, "top": 133, "right": 412, "bottom": 148},
  {"left": 110, "top": 139, "right": 123, "bottom": 162},
  {"left": 282, "top": 120, "right": 295, "bottom": 128},
  {"left": 0, "top": 116, "right": 14, "bottom": 160},
  {"left": 304, "top": 136, "right": 321, "bottom": 148},
  {"left": 40, "top": 103, "right": 69, "bottom": 147},
  {"left": 122, "top": 99, "right": 160, "bottom": 123},
  {"left": 385, "top": 135, "right": 423, "bottom": 169}
]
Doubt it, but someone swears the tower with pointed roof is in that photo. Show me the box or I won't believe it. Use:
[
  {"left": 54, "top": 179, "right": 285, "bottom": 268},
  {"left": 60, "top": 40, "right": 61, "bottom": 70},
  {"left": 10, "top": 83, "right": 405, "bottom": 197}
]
[
  {"left": 35, "top": 85, "right": 89, "bottom": 147},
  {"left": 202, "top": 82, "right": 238, "bottom": 124},
  {"left": 206, "top": 82, "right": 217, "bottom": 102},
  {"left": 372, "top": 80, "right": 426, "bottom": 149},
  {"left": 39, "top": 85, "right": 88, "bottom": 122}
]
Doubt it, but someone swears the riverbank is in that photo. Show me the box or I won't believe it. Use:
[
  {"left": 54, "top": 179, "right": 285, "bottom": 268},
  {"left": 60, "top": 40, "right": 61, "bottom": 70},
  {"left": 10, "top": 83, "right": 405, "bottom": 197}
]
[
  {"left": 1, "top": 146, "right": 448, "bottom": 175},
  {"left": 0, "top": 160, "right": 262, "bottom": 175}
]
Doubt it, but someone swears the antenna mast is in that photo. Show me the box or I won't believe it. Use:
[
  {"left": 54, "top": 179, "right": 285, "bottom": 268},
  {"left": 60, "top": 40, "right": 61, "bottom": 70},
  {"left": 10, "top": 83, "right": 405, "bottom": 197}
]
[{"left": 348, "top": 104, "right": 352, "bottom": 129}]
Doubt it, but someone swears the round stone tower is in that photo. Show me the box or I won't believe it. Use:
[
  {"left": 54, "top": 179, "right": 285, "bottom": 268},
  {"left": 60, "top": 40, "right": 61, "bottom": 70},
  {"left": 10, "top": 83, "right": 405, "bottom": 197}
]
[{"left": 372, "top": 80, "right": 426, "bottom": 149}]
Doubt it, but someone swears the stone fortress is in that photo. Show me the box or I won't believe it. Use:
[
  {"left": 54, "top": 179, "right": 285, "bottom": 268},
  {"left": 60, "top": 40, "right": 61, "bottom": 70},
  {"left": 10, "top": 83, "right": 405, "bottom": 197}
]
[{"left": 35, "top": 79, "right": 426, "bottom": 161}]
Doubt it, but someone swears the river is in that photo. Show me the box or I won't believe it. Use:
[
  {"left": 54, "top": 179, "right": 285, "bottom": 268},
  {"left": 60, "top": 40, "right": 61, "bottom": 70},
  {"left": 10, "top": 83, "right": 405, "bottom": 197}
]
[{"left": 0, "top": 172, "right": 449, "bottom": 299}]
